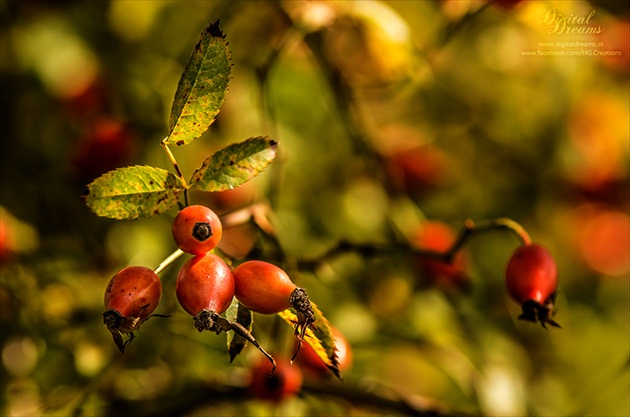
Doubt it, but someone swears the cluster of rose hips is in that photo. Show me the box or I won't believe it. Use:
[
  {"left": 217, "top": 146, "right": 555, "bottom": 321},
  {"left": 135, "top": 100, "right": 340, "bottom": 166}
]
[
  {"left": 103, "top": 207, "right": 559, "bottom": 403},
  {"left": 103, "top": 204, "right": 317, "bottom": 372}
]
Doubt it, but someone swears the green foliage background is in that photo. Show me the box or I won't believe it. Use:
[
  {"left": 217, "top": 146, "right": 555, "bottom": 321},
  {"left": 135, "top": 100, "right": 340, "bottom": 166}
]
[{"left": 0, "top": 1, "right": 628, "bottom": 416}]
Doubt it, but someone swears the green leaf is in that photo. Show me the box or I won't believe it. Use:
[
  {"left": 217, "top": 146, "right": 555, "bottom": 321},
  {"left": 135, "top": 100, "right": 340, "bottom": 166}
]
[
  {"left": 189, "top": 136, "right": 278, "bottom": 192},
  {"left": 278, "top": 302, "right": 343, "bottom": 380},
  {"left": 226, "top": 300, "right": 254, "bottom": 363},
  {"left": 83, "top": 166, "right": 184, "bottom": 220},
  {"left": 163, "top": 20, "right": 231, "bottom": 147}
]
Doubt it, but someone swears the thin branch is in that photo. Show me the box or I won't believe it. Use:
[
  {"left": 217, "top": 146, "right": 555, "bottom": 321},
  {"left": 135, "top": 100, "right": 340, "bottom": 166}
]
[
  {"left": 104, "top": 378, "right": 480, "bottom": 417},
  {"left": 297, "top": 218, "right": 531, "bottom": 270},
  {"left": 302, "top": 379, "right": 480, "bottom": 417}
]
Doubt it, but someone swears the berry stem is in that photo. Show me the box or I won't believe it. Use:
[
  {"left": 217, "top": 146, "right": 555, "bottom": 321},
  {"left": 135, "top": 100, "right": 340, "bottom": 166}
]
[
  {"left": 161, "top": 140, "right": 190, "bottom": 207},
  {"left": 437, "top": 218, "right": 531, "bottom": 261},
  {"left": 154, "top": 248, "right": 185, "bottom": 275},
  {"left": 465, "top": 218, "right": 532, "bottom": 246}
]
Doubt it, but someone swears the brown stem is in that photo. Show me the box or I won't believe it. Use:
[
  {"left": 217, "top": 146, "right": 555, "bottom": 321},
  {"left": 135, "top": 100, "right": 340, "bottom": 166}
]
[
  {"left": 297, "top": 218, "right": 532, "bottom": 269},
  {"left": 104, "top": 378, "right": 481, "bottom": 417},
  {"left": 193, "top": 309, "right": 276, "bottom": 373},
  {"left": 303, "top": 379, "right": 480, "bottom": 417}
]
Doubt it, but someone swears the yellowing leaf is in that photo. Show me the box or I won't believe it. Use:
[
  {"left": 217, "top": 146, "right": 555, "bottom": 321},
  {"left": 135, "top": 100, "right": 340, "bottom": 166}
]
[
  {"left": 189, "top": 136, "right": 277, "bottom": 192},
  {"left": 83, "top": 166, "right": 184, "bottom": 219},
  {"left": 278, "top": 301, "right": 343, "bottom": 380},
  {"left": 164, "top": 20, "right": 231, "bottom": 146}
]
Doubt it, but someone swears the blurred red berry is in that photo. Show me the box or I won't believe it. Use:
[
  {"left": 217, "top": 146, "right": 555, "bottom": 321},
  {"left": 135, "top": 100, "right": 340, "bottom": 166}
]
[
  {"left": 575, "top": 206, "right": 630, "bottom": 277},
  {"left": 296, "top": 327, "right": 352, "bottom": 379},
  {"left": 386, "top": 145, "right": 448, "bottom": 196},
  {"left": 249, "top": 357, "right": 302, "bottom": 403},
  {"left": 71, "top": 117, "right": 135, "bottom": 183},
  {"left": 410, "top": 221, "right": 469, "bottom": 290},
  {"left": 493, "top": 0, "right": 524, "bottom": 9},
  {"left": 62, "top": 78, "right": 111, "bottom": 121},
  {"left": 596, "top": 19, "right": 629, "bottom": 72},
  {"left": 0, "top": 219, "right": 13, "bottom": 266}
]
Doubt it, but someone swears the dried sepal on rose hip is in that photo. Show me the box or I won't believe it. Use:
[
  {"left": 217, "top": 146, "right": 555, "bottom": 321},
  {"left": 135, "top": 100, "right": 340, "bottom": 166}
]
[
  {"left": 176, "top": 253, "right": 276, "bottom": 371},
  {"left": 103, "top": 266, "right": 166, "bottom": 352},
  {"left": 232, "top": 261, "right": 316, "bottom": 357},
  {"left": 505, "top": 243, "right": 561, "bottom": 329},
  {"left": 172, "top": 205, "right": 223, "bottom": 256}
]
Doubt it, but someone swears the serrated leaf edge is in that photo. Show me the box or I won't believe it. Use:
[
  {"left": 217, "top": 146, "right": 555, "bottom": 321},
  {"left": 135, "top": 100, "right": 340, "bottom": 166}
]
[{"left": 189, "top": 136, "right": 278, "bottom": 192}]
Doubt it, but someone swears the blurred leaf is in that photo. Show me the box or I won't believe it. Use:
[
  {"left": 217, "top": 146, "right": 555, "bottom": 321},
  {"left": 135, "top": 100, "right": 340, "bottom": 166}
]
[
  {"left": 163, "top": 20, "right": 231, "bottom": 147},
  {"left": 189, "top": 136, "right": 278, "bottom": 192},
  {"left": 226, "top": 300, "right": 253, "bottom": 362},
  {"left": 278, "top": 301, "right": 342, "bottom": 380},
  {"left": 83, "top": 166, "right": 184, "bottom": 219},
  {"left": 0, "top": 206, "right": 39, "bottom": 253}
]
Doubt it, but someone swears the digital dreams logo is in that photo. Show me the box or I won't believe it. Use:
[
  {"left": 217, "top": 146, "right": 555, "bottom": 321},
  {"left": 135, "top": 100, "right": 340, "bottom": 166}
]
[{"left": 537, "top": 6, "right": 603, "bottom": 35}]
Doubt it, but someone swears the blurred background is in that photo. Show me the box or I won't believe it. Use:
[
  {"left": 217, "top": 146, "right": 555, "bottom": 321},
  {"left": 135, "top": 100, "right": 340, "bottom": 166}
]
[{"left": 0, "top": 0, "right": 628, "bottom": 416}]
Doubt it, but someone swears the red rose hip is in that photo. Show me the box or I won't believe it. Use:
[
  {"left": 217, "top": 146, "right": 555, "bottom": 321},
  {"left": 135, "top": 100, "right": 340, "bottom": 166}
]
[
  {"left": 505, "top": 243, "right": 560, "bottom": 328},
  {"left": 172, "top": 205, "right": 223, "bottom": 255},
  {"left": 176, "top": 253, "right": 235, "bottom": 320},
  {"left": 176, "top": 254, "right": 276, "bottom": 370},
  {"left": 233, "top": 261, "right": 296, "bottom": 314},
  {"left": 233, "top": 261, "right": 316, "bottom": 357},
  {"left": 103, "top": 266, "right": 163, "bottom": 352},
  {"left": 410, "top": 221, "right": 470, "bottom": 291}
]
